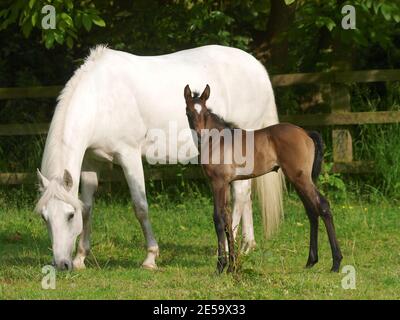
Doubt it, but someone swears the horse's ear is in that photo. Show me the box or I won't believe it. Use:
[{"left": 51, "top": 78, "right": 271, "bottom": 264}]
[
  {"left": 184, "top": 85, "right": 192, "bottom": 103},
  {"left": 37, "top": 169, "right": 49, "bottom": 191},
  {"left": 200, "top": 84, "right": 210, "bottom": 101},
  {"left": 63, "top": 169, "right": 73, "bottom": 192}
]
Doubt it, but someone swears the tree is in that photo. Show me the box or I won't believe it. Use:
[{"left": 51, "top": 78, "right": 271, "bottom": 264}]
[{"left": 0, "top": 0, "right": 106, "bottom": 49}]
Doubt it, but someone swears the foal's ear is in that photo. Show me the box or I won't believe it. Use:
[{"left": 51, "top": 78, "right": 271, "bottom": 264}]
[
  {"left": 37, "top": 169, "right": 49, "bottom": 191},
  {"left": 184, "top": 85, "right": 192, "bottom": 103},
  {"left": 63, "top": 169, "right": 73, "bottom": 192},
  {"left": 200, "top": 84, "right": 210, "bottom": 101}
]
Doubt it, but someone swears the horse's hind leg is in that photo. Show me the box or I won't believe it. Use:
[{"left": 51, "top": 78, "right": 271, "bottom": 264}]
[
  {"left": 316, "top": 190, "right": 343, "bottom": 272},
  {"left": 73, "top": 169, "right": 98, "bottom": 270},
  {"left": 117, "top": 149, "right": 159, "bottom": 269}
]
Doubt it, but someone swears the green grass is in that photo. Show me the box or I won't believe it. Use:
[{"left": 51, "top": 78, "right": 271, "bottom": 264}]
[{"left": 0, "top": 190, "right": 400, "bottom": 300}]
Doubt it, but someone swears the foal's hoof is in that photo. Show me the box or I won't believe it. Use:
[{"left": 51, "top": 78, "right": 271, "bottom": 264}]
[
  {"left": 240, "top": 240, "right": 256, "bottom": 255},
  {"left": 330, "top": 263, "right": 341, "bottom": 273},
  {"left": 305, "top": 259, "right": 318, "bottom": 269},
  {"left": 227, "top": 264, "right": 236, "bottom": 274},
  {"left": 216, "top": 260, "right": 227, "bottom": 274},
  {"left": 330, "top": 256, "right": 342, "bottom": 272}
]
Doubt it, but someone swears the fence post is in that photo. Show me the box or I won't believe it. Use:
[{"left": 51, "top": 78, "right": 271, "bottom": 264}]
[
  {"left": 330, "top": 83, "right": 353, "bottom": 163},
  {"left": 331, "top": 35, "right": 354, "bottom": 164}
]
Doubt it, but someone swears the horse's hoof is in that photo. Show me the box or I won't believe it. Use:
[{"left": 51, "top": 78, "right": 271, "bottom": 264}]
[
  {"left": 216, "top": 258, "right": 228, "bottom": 274},
  {"left": 216, "top": 267, "right": 224, "bottom": 275},
  {"left": 142, "top": 262, "right": 158, "bottom": 270},
  {"left": 330, "top": 264, "right": 340, "bottom": 272},
  {"left": 240, "top": 240, "right": 256, "bottom": 254},
  {"left": 73, "top": 257, "right": 86, "bottom": 270},
  {"left": 141, "top": 246, "right": 159, "bottom": 270},
  {"left": 227, "top": 265, "right": 236, "bottom": 274},
  {"left": 305, "top": 259, "right": 318, "bottom": 269}
]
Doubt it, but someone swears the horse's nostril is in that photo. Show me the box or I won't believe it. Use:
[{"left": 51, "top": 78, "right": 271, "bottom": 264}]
[{"left": 57, "top": 259, "right": 72, "bottom": 271}]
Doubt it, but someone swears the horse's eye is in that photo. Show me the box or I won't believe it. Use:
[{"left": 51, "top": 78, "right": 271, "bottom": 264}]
[
  {"left": 41, "top": 214, "right": 47, "bottom": 222},
  {"left": 67, "top": 212, "right": 75, "bottom": 221}
]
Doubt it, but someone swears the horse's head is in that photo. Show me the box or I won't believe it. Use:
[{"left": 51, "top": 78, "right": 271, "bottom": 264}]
[
  {"left": 35, "top": 169, "right": 83, "bottom": 271},
  {"left": 184, "top": 84, "right": 211, "bottom": 134}
]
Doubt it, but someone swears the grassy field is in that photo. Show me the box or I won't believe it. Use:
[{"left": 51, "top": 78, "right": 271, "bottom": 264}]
[{"left": 0, "top": 187, "right": 399, "bottom": 300}]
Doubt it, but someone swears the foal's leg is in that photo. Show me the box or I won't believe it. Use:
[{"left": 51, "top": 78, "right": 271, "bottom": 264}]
[
  {"left": 117, "top": 149, "right": 159, "bottom": 269},
  {"left": 232, "top": 180, "right": 256, "bottom": 254},
  {"left": 73, "top": 170, "right": 98, "bottom": 270},
  {"left": 212, "top": 183, "right": 235, "bottom": 273},
  {"left": 224, "top": 186, "right": 236, "bottom": 273},
  {"left": 293, "top": 176, "right": 342, "bottom": 272},
  {"left": 295, "top": 189, "right": 319, "bottom": 268},
  {"left": 315, "top": 190, "right": 343, "bottom": 272}
]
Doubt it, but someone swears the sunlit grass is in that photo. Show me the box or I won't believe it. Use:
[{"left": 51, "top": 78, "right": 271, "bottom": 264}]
[{"left": 0, "top": 190, "right": 399, "bottom": 299}]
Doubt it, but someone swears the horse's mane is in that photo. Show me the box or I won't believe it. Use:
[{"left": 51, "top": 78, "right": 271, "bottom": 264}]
[
  {"left": 191, "top": 92, "right": 238, "bottom": 130},
  {"left": 41, "top": 45, "right": 109, "bottom": 179},
  {"left": 37, "top": 45, "right": 108, "bottom": 210},
  {"left": 192, "top": 91, "right": 200, "bottom": 99},
  {"left": 207, "top": 110, "right": 238, "bottom": 130}
]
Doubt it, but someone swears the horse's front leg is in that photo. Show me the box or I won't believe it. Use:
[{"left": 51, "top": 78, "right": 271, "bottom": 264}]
[
  {"left": 118, "top": 149, "right": 159, "bottom": 270},
  {"left": 73, "top": 170, "right": 98, "bottom": 270}
]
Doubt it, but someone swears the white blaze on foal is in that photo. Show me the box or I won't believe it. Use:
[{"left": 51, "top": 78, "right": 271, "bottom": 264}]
[{"left": 194, "top": 103, "right": 202, "bottom": 114}]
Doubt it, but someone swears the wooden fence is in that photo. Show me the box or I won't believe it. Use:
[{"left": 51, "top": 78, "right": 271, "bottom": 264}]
[{"left": 1, "top": 69, "right": 399, "bottom": 184}]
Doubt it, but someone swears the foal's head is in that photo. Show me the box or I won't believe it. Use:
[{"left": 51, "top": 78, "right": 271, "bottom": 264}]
[{"left": 184, "top": 84, "right": 211, "bottom": 134}]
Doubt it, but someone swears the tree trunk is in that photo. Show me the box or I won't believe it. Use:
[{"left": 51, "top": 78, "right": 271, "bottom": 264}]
[{"left": 254, "top": 0, "right": 295, "bottom": 71}]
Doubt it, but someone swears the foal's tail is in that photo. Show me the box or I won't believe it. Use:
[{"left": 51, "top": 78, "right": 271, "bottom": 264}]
[{"left": 308, "top": 131, "right": 324, "bottom": 182}]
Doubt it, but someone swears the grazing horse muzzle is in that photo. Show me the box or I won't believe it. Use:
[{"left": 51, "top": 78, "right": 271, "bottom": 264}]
[{"left": 56, "top": 259, "right": 73, "bottom": 271}]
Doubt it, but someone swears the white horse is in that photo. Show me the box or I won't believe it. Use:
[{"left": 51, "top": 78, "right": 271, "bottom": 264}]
[{"left": 35, "top": 45, "right": 284, "bottom": 271}]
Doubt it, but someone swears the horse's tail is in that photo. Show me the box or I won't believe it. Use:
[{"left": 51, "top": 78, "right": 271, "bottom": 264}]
[
  {"left": 254, "top": 171, "right": 285, "bottom": 238},
  {"left": 254, "top": 89, "right": 285, "bottom": 239},
  {"left": 308, "top": 131, "right": 324, "bottom": 182}
]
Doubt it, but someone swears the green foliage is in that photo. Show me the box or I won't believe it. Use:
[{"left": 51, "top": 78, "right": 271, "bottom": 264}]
[
  {"left": 0, "top": 0, "right": 106, "bottom": 49},
  {"left": 0, "top": 0, "right": 399, "bottom": 201},
  {"left": 285, "top": 0, "right": 400, "bottom": 71},
  {"left": 357, "top": 124, "right": 400, "bottom": 198},
  {"left": 318, "top": 162, "right": 347, "bottom": 200}
]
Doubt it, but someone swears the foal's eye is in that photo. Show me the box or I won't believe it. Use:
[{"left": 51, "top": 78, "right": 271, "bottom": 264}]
[{"left": 67, "top": 212, "right": 75, "bottom": 221}]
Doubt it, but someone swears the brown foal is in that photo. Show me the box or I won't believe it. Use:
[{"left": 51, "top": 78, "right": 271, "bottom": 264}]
[{"left": 184, "top": 84, "right": 342, "bottom": 274}]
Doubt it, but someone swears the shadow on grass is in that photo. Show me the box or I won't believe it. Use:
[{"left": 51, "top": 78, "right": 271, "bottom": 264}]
[
  {"left": 0, "top": 228, "right": 216, "bottom": 271},
  {"left": 0, "top": 230, "right": 51, "bottom": 268},
  {"left": 85, "top": 242, "right": 216, "bottom": 270},
  {"left": 158, "top": 242, "right": 215, "bottom": 268}
]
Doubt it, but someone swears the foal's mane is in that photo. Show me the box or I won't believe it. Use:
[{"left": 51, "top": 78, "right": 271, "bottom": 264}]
[
  {"left": 207, "top": 110, "right": 238, "bottom": 130},
  {"left": 192, "top": 91, "right": 238, "bottom": 130}
]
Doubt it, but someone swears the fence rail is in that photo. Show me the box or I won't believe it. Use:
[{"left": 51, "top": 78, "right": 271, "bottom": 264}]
[{"left": 1, "top": 69, "right": 399, "bottom": 184}]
